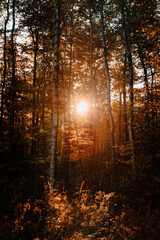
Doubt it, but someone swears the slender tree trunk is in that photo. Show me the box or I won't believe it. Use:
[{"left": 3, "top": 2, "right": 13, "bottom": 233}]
[
  {"left": 137, "top": 43, "right": 150, "bottom": 127},
  {"left": 62, "top": 3, "right": 73, "bottom": 190},
  {"left": 137, "top": 44, "right": 150, "bottom": 101},
  {"left": 10, "top": 0, "right": 16, "bottom": 155},
  {"left": 121, "top": 3, "right": 134, "bottom": 143},
  {"left": 36, "top": 89, "right": 40, "bottom": 154},
  {"left": 65, "top": 4, "right": 74, "bottom": 190},
  {"left": 121, "top": 0, "right": 136, "bottom": 175},
  {"left": 123, "top": 54, "right": 128, "bottom": 141},
  {"left": 42, "top": 43, "right": 47, "bottom": 158},
  {"left": 74, "top": 121, "right": 84, "bottom": 182},
  {"left": 59, "top": 22, "right": 67, "bottom": 162},
  {"left": 154, "top": 74, "right": 158, "bottom": 127},
  {"left": 89, "top": 8, "right": 97, "bottom": 117},
  {"left": 118, "top": 85, "right": 122, "bottom": 144},
  {"left": 88, "top": 5, "right": 98, "bottom": 189},
  {"left": 150, "top": 66, "right": 155, "bottom": 127},
  {"left": 100, "top": 0, "right": 116, "bottom": 191},
  {"left": 31, "top": 35, "right": 38, "bottom": 156},
  {"left": 50, "top": 0, "right": 60, "bottom": 180},
  {"left": 0, "top": 0, "right": 9, "bottom": 138},
  {"left": 99, "top": 1, "right": 115, "bottom": 159}
]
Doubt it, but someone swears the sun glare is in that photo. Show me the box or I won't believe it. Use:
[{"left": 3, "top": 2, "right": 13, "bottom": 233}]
[{"left": 76, "top": 101, "right": 88, "bottom": 114}]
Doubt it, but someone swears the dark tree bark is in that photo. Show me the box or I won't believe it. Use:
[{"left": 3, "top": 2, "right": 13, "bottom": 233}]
[
  {"left": 150, "top": 65, "right": 156, "bottom": 127},
  {"left": 123, "top": 53, "right": 128, "bottom": 141},
  {"left": 61, "top": 1, "right": 73, "bottom": 190},
  {"left": 99, "top": 0, "right": 116, "bottom": 191},
  {"left": 50, "top": 0, "right": 60, "bottom": 180},
  {"left": 31, "top": 33, "right": 39, "bottom": 156},
  {"left": 118, "top": 81, "right": 122, "bottom": 144},
  {"left": 88, "top": 3, "right": 99, "bottom": 189},
  {"left": 99, "top": 1, "right": 115, "bottom": 156},
  {"left": 137, "top": 43, "right": 150, "bottom": 102},
  {"left": 137, "top": 42, "right": 150, "bottom": 127},
  {"left": 121, "top": 0, "right": 134, "bottom": 144},
  {"left": 121, "top": 0, "right": 136, "bottom": 178},
  {"left": 0, "top": 0, "right": 9, "bottom": 138},
  {"left": 42, "top": 40, "right": 47, "bottom": 158},
  {"left": 10, "top": 0, "right": 16, "bottom": 156}
]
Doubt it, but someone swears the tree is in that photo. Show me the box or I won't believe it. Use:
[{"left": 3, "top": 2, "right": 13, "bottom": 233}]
[
  {"left": 120, "top": 0, "right": 135, "bottom": 174},
  {"left": 0, "top": 0, "right": 10, "bottom": 138},
  {"left": 50, "top": 0, "right": 61, "bottom": 180},
  {"left": 10, "top": 0, "right": 16, "bottom": 157},
  {"left": 99, "top": 0, "right": 116, "bottom": 190}
]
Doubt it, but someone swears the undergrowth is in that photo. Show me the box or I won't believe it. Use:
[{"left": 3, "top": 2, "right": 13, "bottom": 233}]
[{"left": 12, "top": 182, "right": 159, "bottom": 240}]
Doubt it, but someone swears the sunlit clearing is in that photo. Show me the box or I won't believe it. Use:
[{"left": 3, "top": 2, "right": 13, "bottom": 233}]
[{"left": 76, "top": 101, "right": 88, "bottom": 114}]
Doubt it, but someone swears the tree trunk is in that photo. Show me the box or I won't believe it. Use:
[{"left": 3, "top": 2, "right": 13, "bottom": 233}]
[
  {"left": 118, "top": 84, "right": 122, "bottom": 144},
  {"left": 121, "top": 2, "right": 134, "bottom": 143},
  {"left": 88, "top": 5, "right": 99, "bottom": 189},
  {"left": 121, "top": 0, "right": 136, "bottom": 173},
  {"left": 42, "top": 41, "right": 47, "bottom": 158},
  {"left": 137, "top": 43, "right": 150, "bottom": 101},
  {"left": 50, "top": 0, "right": 60, "bottom": 180},
  {"left": 31, "top": 34, "right": 38, "bottom": 156},
  {"left": 123, "top": 53, "right": 128, "bottom": 141},
  {"left": 150, "top": 65, "right": 155, "bottom": 127},
  {"left": 99, "top": 0, "right": 116, "bottom": 191},
  {"left": 0, "top": 0, "right": 9, "bottom": 138},
  {"left": 62, "top": 3, "right": 73, "bottom": 191},
  {"left": 137, "top": 42, "right": 149, "bottom": 127},
  {"left": 10, "top": 0, "right": 16, "bottom": 156}
]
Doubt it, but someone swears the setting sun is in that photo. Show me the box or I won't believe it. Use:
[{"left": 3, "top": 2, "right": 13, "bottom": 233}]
[{"left": 76, "top": 101, "right": 88, "bottom": 114}]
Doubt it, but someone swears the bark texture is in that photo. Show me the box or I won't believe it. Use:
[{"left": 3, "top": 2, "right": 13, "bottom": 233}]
[
  {"left": 50, "top": 0, "right": 60, "bottom": 180},
  {"left": 0, "top": 0, "right": 10, "bottom": 137},
  {"left": 100, "top": 0, "right": 116, "bottom": 190}
]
